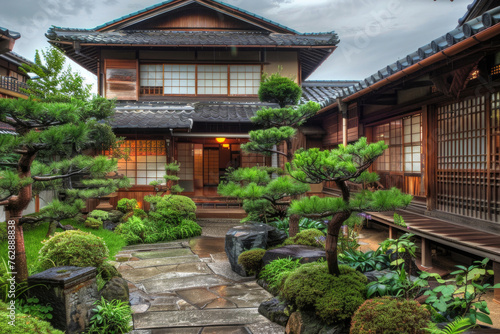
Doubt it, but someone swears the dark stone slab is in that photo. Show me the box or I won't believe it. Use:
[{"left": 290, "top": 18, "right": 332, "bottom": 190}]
[
  {"left": 258, "top": 297, "right": 289, "bottom": 327},
  {"left": 262, "top": 245, "right": 325, "bottom": 266},
  {"left": 100, "top": 277, "right": 129, "bottom": 303},
  {"left": 225, "top": 223, "right": 287, "bottom": 276}
]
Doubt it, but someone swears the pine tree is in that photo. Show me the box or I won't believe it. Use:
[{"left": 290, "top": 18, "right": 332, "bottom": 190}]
[
  {"left": 218, "top": 72, "right": 320, "bottom": 235},
  {"left": 0, "top": 48, "right": 128, "bottom": 282},
  {"left": 287, "top": 138, "right": 413, "bottom": 275},
  {"left": 149, "top": 161, "right": 184, "bottom": 195}
]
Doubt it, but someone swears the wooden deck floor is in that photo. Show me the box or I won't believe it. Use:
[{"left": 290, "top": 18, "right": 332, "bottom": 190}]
[{"left": 369, "top": 210, "right": 500, "bottom": 262}]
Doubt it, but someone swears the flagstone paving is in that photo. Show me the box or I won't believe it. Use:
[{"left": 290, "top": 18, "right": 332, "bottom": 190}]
[{"left": 116, "top": 229, "right": 284, "bottom": 334}]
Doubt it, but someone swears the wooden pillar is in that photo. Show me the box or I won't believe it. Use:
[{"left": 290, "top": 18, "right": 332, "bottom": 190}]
[
  {"left": 421, "top": 237, "right": 432, "bottom": 267},
  {"left": 35, "top": 194, "right": 40, "bottom": 213},
  {"left": 494, "top": 261, "right": 500, "bottom": 304},
  {"left": 388, "top": 226, "right": 395, "bottom": 239},
  {"left": 337, "top": 98, "right": 348, "bottom": 146},
  {"left": 426, "top": 105, "right": 438, "bottom": 211}
]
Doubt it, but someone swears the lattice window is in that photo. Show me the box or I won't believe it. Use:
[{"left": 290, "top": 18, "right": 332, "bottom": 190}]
[
  {"left": 198, "top": 65, "right": 228, "bottom": 95},
  {"left": 229, "top": 65, "right": 261, "bottom": 95},
  {"left": 437, "top": 96, "right": 488, "bottom": 220},
  {"left": 178, "top": 143, "right": 194, "bottom": 191},
  {"left": 163, "top": 65, "right": 196, "bottom": 95},
  {"left": 374, "top": 120, "right": 402, "bottom": 172},
  {"left": 403, "top": 115, "right": 422, "bottom": 173},
  {"left": 140, "top": 65, "right": 163, "bottom": 95},
  {"left": 110, "top": 139, "right": 167, "bottom": 186}
]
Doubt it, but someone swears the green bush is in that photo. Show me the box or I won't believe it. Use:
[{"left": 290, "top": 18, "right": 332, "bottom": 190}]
[
  {"left": 0, "top": 222, "right": 6, "bottom": 242},
  {"left": 259, "top": 257, "right": 302, "bottom": 292},
  {"left": 116, "top": 198, "right": 137, "bottom": 213},
  {"left": 283, "top": 228, "right": 325, "bottom": 248},
  {"left": 0, "top": 301, "right": 63, "bottom": 334},
  {"left": 87, "top": 297, "right": 132, "bottom": 334},
  {"left": 258, "top": 73, "right": 302, "bottom": 107},
  {"left": 238, "top": 248, "right": 266, "bottom": 275},
  {"left": 89, "top": 210, "right": 109, "bottom": 221},
  {"left": 114, "top": 216, "right": 146, "bottom": 245},
  {"left": 146, "top": 195, "right": 196, "bottom": 220},
  {"left": 173, "top": 219, "right": 202, "bottom": 239},
  {"left": 85, "top": 217, "right": 103, "bottom": 229},
  {"left": 350, "top": 297, "right": 430, "bottom": 334},
  {"left": 37, "top": 230, "right": 109, "bottom": 271},
  {"left": 282, "top": 262, "right": 367, "bottom": 324},
  {"left": 133, "top": 208, "right": 147, "bottom": 219}
]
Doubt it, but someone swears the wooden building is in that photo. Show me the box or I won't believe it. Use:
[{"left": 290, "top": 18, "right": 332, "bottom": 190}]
[
  {"left": 0, "top": 27, "right": 30, "bottom": 100},
  {"left": 46, "top": 0, "right": 341, "bottom": 209}
]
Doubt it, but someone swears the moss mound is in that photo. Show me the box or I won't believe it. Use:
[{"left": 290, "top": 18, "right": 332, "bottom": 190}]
[
  {"left": 283, "top": 229, "right": 325, "bottom": 248},
  {"left": 238, "top": 248, "right": 266, "bottom": 275},
  {"left": 282, "top": 262, "right": 367, "bottom": 324},
  {"left": 38, "top": 230, "right": 109, "bottom": 271},
  {"left": 0, "top": 301, "right": 63, "bottom": 334},
  {"left": 350, "top": 297, "right": 430, "bottom": 334}
]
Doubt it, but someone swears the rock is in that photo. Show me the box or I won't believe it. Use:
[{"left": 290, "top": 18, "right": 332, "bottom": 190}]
[
  {"left": 262, "top": 245, "right": 326, "bottom": 266},
  {"left": 285, "top": 311, "right": 348, "bottom": 334},
  {"left": 258, "top": 297, "right": 290, "bottom": 326},
  {"left": 363, "top": 269, "right": 393, "bottom": 283},
  {"left": 103, "top": 220, "right": 120, "bottom": 231},
  {"left": 225, "top": 223, "right": 286, "bottom": 276},
  {"left": 100, "top": 277, "right": 130, "bottom": 303},
  {"left": 107, "top": 210, "right": 124, "bottom": 223},
  {"left": 99, "top": 263, "right": 122, "bottom": 281}
]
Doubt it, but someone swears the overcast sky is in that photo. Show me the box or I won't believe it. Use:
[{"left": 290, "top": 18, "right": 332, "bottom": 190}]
[{"left": 1, "top": 0, "right": 471, "bottom": 90}]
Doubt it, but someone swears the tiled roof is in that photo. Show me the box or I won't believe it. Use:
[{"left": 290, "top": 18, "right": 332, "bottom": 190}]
[
  {"left": 92, "top": 0, "right": 300, "bottom": 34},
  {"left": 313, "top": 5, "right": 500, "bottom": 107},
  {"left": 111, "top": 102, "right": 194, "bottom": 129},
  {"left": 0, "top": 51, "right": 33, "bottom": 67},
  {"left": 0, "top": 27, "right": 20, "bottom": 40},
  {"left": 301, "top": 81, "right": 359, "bottom": 107},
  {"left": 193, "top": 102, "right": 275, "bottom": 122},
  {"left": 46, "top": 29, "right": 339, "bottom": 47}
]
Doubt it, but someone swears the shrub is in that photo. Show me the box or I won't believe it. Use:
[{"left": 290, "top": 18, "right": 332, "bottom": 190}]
[
  {"left": 114, "top": 216, "right": 146, "bottom": 245},
  {"left": 173, "top": 219, "right": 202, "bottom": 239},
  {"left": 0, "top": 301, "right": 63, "bottom": 334},
  {"left": 133, "top": 208, "right": 147, "bottom": 219},
  {"left": 282, "top": 262, "right": 367, "bottom": 324},
  {"left": 339, "top": 249, "right": 390, "bottom": 273},
  {"left": 259, "top": 257, "right": 302, "bottom": 292},
  {"left": 283, "top": 228, "right": 325, "bottom": 248},
  {"left": 238, "top": 248, "right": 266, "bottom": 275},
  {"left": 87, "top": 297, "right": 132, "bottom": 334},
  {"left": 149, "top": 195, "right": 197, "bottom": 220},
  {"left": 258, "top": 73, "right": 302, "bottom": 107},
  {"left": 116, "top": 198, "right": 137, "bottom": 213},
  {"left": 85, "top": 217, "right": 103, "bottom": 229},
  {"left": 350, "top": 297, "right": 430, "bottom": 334},
  {"left": 38, "top": 230, "right": 109, "bottom": 271},
  {"left": 89, "top": 210, "right": 109, "bottom": 221}
]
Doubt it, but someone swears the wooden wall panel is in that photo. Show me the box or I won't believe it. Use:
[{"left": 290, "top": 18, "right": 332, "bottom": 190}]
[
  {"left": 322, "top": 112, "right": 341, "bottom": 147},
  {"left": 105, "top": 59, "right": 138, "bottom": 101}
]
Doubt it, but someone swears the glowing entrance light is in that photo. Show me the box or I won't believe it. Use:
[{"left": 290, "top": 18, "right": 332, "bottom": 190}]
[{"left": 215, "top": 137, "right": 226, "bottom": 143}]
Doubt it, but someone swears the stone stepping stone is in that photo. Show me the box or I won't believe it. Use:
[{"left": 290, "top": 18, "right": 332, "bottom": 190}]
[
  {"left": 156, "top": 262, "right": 212, "bottom": 275},
  {"left": 201, "top": 326, "right": 251, "bottom": 334},
  {"left": 189, "top": 236, "right": 226, "bottom": 258},
  {"left": 210, "top": 252, "right": 229, "bottom": 263},
  {"left": 210, "top": 284, "right": 274, "bottom": 308},
  {"left": 261, "top": 245, "right": 325, "bottom": 266},
  {"left": 176, "top": 288, "right": 236, "bottom": 309},
  {"left": 247, "top": 321, "right": 286, "bottom": 334},
  {"left": 141, "top": 274, "right": 230, "bottom": 294},
  {"left": 132, "top": 248, "right": 193, "bottom": 260},
  {"left": 126, "top": 255, "right": 200, "bottom": 269},
  {"left": 123, "top": 242, "right": 184, "bottom": 251},
  {"left": 121, "top": 267, "right": 162, "bottom": 282},
  {"left": 133, "top": 308, "right": 267, "bottom": 329},
  {"left": 207, "top": 262, "right": 254, "bottom": 283},
  {"left": 148, "top": 294, "right": 196, "bottom": 312}
]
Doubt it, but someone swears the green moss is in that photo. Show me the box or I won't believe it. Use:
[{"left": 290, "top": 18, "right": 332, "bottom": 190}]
[
  {"left": 259, "top": 257, "right": 302, "bottom": 292},
  {"left": 0, "top": 301, "right": 63, "bottom": 334},
  {"left": 238, "top": 248, "right": 266, "bottom": 275},
  {"left": 37, "top": 230, "right": 109, "bottom": 271},
  {"left": 85, "top": 217, "right": 103, "bottom": 229},
  {"left": 350, "top": 297, "right": 430, "bottom": 334},
  {"left": 282, "top": 262, "right": 367, "bottom": 324},
  {"left": 283, "top": 228, "right": 325, "bottom": 248}
]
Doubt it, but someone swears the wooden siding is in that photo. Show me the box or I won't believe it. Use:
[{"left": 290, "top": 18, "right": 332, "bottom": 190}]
[
  {"left": 125, "top": 6, "right": 260, "bottom": 31},
  {"left": 323, "top": 112, "right": 341, "bottom": 146},
  {"left": 241, "top": 150, "right": 266, "bottom": 168},
  {"left": 105, "top": 59, "right": 138, "bottom": 101}
]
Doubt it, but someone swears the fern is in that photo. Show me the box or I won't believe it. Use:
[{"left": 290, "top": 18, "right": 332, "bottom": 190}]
[{"left": 424, "top": 317, "right": 475, "bottom": 334}]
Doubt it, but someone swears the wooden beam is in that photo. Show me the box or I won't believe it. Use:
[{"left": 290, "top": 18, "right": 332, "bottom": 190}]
[
  {"left": 421, "top": 237, "right": 432, "bottom": 267},
  {"left": 494, "top": 261, "right": 500, "bottom": 304}
]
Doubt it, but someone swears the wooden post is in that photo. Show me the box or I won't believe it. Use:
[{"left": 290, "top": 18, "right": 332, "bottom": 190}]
[
  {"left": 421, "top": 237, "right": 432, "bottom": 267},
  {"left": 35, "top": 194, "right": 40, "bottom": 213},
  {"left": 494, "top": 261, "right": 500, "bottom": 304},
  {"left": 388, "top": 226, "right": 395, "bottom": 239},
  {"left": 337, "top": 98, "right": 348, "bottom": 146},
  {"left": 426, "top": 105, "right": 438, "bottom": 211}
]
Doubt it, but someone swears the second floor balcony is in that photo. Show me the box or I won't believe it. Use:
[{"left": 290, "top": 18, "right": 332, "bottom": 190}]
[{"left": 0, "top": 75, "right": 28, "bottom": 96}]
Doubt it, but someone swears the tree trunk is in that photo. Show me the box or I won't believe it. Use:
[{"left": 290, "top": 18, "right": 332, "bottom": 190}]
[
  {"left": 46, "top": 221, "right": 58, "bottom": 238},
  {"left": 288, "top": 213, "right": 299, "bottom": 237},
  {"left": 9, "top": 211, "right": 28, "bottom": 283},
  {"left": 326, "top": 211, "right": 352, "bottom": 276}
]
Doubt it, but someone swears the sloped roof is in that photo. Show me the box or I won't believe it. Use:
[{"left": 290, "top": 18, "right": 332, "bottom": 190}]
[
  {"left": 312, "top": 5, "right": 500, "bottom": 110},
  {"left": 301, "top": 81, "right": 358, "bottom": 106},
  {"left": 46, "top": 29, "right": 339, "bottom": 48},
  {"left": 458, "top": 0, "right": 497, "bottom": 26},
  {"left": 0, "top": 51, "right": 33, "bottom": 67},
  {"left": 0, "top": 27, "right": 20, "bottom": 40}
]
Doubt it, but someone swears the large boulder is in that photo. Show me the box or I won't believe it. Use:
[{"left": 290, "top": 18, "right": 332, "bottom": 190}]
[
  {"left": 262, "top": 245, "right": 326, "bottom": 266},
  {"left": 285, "top": 311, "right": 348, "bottom": 334},
  {"left": 258, "top": 297, "right": 290, "bottom": 326},
  {"left": 99, "top": 277, "right": 129, "bottom": 303},
  {"left": 225, "top": 223, "right": 287, "bottom": 276},
  {"left": 103, "top": 210, "right": 124, "bottom": 231}
]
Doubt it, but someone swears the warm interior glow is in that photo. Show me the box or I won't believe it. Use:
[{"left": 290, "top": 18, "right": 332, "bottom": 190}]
[
  {"left": 222, "top": 144, "right": 230, "bottom": 148},
  {"left": 216, "top": 137, "right": 226, "bottom": 143}
]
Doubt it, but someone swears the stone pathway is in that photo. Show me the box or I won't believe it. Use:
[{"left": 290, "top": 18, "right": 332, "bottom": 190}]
[{"left": 115, "top": 234, "right": 284, "bottom": 334}]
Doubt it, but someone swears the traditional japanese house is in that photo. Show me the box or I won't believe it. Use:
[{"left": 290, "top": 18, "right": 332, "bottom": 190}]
[
  {"left": 0, "top": 27, "right": 30, "bottom": 100},
  {"left": 46, "top": 0, "right": 340, "bottom": 209},
  {"left": 311, "top": 2, "right": 500, "bottom": 301}
]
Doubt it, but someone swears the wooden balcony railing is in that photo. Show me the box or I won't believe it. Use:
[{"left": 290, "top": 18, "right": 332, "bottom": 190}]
[{"left": 0, "top": 76, "right": 27, "bottom": 95}]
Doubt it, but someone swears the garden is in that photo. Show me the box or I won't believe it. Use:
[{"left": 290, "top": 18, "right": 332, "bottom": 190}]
[{"left": 0, "top": 48, "right": 498, "bottom": 334}]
